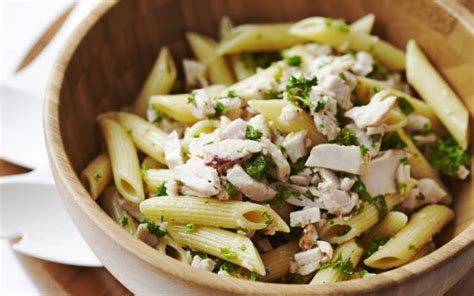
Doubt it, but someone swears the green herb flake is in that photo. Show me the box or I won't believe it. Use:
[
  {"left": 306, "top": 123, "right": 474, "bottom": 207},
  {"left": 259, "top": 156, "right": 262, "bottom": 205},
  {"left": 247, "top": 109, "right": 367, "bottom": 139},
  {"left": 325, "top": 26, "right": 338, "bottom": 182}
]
[
  {"left": 285, "top": 75, "right": 318, "bottom": 110},
  {"left": 346, "top": 49, "right": 356, "bottom": 58},
  {"left": 334, "top": 21, "right": 350, "bottom": 33},
  {"left": 250, "top": 271, "right": 259, "bottom": 282},
  {"left": 271, "top": 185, "right": 296, "bottom": 208},
  {"left": 190, "top": 250, "right": 208, "bottom": 259},
  {"left": 93, "top": 173, "right": 102, "bottom": 182},
  {"left": 224, "top": 182, "right": 239, "bottom": 197},
  {"left": 370, "top": 61, "right": 387, "bottom": 77},
  {"left": 155, "top": 183, "right": 167, "bottom": 197},
  {"left": 427, "top": 138, "right": 468, "bottom": 176},
  {"left": 262, "top": 212, "right": 273, "bottom": 226},
  {"left": 421, "top": 123, "right": 432, "bottom": 135},
  {"left": 320, "top": 253, "right": 354, "bottom": 278},
  {"left": 266, "top": 89, "right": 283, "bottom": 100},
  {"left": 245, "top": 125, "right": 263, "bottom": 141},
  {"left": 214, "top": 260, "right": 240, "bottom": 273},
  {"left": 332, "top": 128, "right": 357, "bottom": 146},
  {"left": 358, "top": 269, "right": 369, "bottom": 278},
  {"left": 338, "top": 72, "right": 347, "bottom": 81},
  {"left": 187, "top": 91, "right": 197, "bottom": 106},
  {"left": 243, "top": 154, "right": 271, "bottom": 180},
  {"left": 213, "top": 102, "right": 228, "bottom": 118},
  {"left": 400, "top": 157, "right": 409, "bottom": 165},
  {"left": 142, "top": 218, "right": 167, "bottom": 237},
  {"left": 239, "top": 244, "right": 247, "bottom": 251},
  {"left": 185, "top": 223, "right": 195, "bottom": 233},
  {"left": 351, "top": 180, "right": 372, "bottom": 203},
  {"left": 227, "top": 90, "right": 237, "bottom": 98},
  {"left": 381, "top": 132, "right": 407, "bottom": 150},
  {"left": 408, "top": 244, "right": 416, "bottom": 251},
  {"left": 220, "top": 247, "right": 238, "bottom": 260},
  {"left": 396, "top": 97, "right": 415, "bottom": 115},
  {"left": 373, "top": 195, "right": 388, "bottom": 219},
  {"left": 120, "top": 217, "right": 129, "bottom": 227},
  {"left": 360, "top": 145, "right": 369, "bottom": 156},
  {"left": 365, "top": 235, "right": 390, "bottom": 258},
  {"left": 290, "top": 156, "right": 308, "bottom": 175},
  {"left": 287, "top": 55, "right": 302, "bottom": 67}
]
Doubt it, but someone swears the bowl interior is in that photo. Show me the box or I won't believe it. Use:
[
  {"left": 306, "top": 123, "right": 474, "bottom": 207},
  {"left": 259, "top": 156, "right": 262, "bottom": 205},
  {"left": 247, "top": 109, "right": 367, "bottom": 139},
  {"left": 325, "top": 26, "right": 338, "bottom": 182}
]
[{"left": 50, "top": 0, "right": 473, "bottom": 292}]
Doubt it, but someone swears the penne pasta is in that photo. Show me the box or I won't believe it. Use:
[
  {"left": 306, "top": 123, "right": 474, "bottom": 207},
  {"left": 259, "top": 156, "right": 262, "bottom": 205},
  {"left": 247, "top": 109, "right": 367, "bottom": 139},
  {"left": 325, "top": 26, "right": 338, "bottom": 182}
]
[
  {"left": 360, "top": 211, "right": 408, "bottom": 248},
  {"left": 99, "top": 117, "right": 144, "bottom": 203},
  {"left": 319, "top": 194, "right": 402, "bottom": 244},
  {"left": 290, "top": 17, "right": 405, "bottom": 70},
  {"left": 260, "top": 241, "right": 300, "bottom": 282},
  {"left": 80, "top": 152, "right": 113, "bottom": 200},
  {"left": 385, "top": 110, "right": 408, "bottom": 133},
  {"left": 248, "top": 99, "right": 326, "bottom": 145},
  {"left": 166, "top": 224, "right": 266, "bottom": 275},
  {"left": 133, "top": 47, "right": 177, "bottom": 117},
  {"left": 142, "top": 168, "right": 174, "bottom": 196},
  {"left": 364, "top": 204, "right": 454, "bottom": 269},
  {"left": 184, "top": 119, "right": 220, "bottom": 139},
  {"left": 97, "top": 186, "right": 137, "bottom": 235},
  {"left": 217, "top": 23, "right": 306, "bottom": 54},
  {"left": 406, "top": 40, "right": 469, "bottom": 149},
  {"left": 140, "top": 196, "right": 289, "bottom": 232},
  {"left": 355, "top": 77, "right": 448, "bottom": 136},
  {"left": 349, "top": 14, "right": 375, "bottom": 34},
  {"left": 310, "top": 239, "right": 364, "bottom": 284},
  {"left": 141, "top": 156, "right": 166, "bottom": 170},
  {"left": 186, "top": 32, "right": 235, "bottom": 85},
  {"left": 114, "top": 112, "right": 168, "bottom": 164},
  {"left": 156, "top": 237, "right": 192, "bottom": 264}
]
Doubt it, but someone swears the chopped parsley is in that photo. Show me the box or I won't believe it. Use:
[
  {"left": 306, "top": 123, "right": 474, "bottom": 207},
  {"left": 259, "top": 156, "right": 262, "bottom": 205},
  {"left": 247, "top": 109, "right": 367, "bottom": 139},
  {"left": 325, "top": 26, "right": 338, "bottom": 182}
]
[
  {"left": 93, "top": 173, "right": 101, "bottom": 182},
  {"left": 351, "top": 202, "right": 365, "bottom": 215},
  {"left": 271, "top": 185, "right": 297, "bottom": 208},
  {"left": 120, "top": 217, "right": 129, "bottom": 227},
  {"left": 408, "top": 244, "right": 416, "bottom": 251},
  {"left": 213, "top": 102, "right": 228, "bottom": 118},
  {"left": 155, "top": 183, "right": 167, "bottom": 196},
  {"left": 421, "top": 123, "right": 432, "bottom": 135},
  {"left": 190, "top": 250, "right": 208, "bottom": 259},
  {"left": 334, "top": 21, "right": 350, "bottom": 33},
  {"left": 360, "top": 145, "right": 369, "bottom": 156},
  {"left": 224, "top": 183, "right": 239, "bottom": 197},
  {"left": 243, "top": 154, "right": 271, "bottom": 180},
  {"left": 290, "top": 156, "right": 308, "bottom": 174},
  {"left": 285, "top": 75, "right": 318, "bottom": 110},
  {"left": 400, "top": 157, "right": 409, "bottom": 165},
  {"left": 372, "top": 195, "right": 388, "bottom": 219},
  {"left": 245, "top": 125, "right": 263, "bottom": 140},
  {"left": 332, "top": 128, "right": 357, "bottom": 146},
  {"left": 381, "top": 132, "right": 407, "bottom": 150},
  {"left": 358, "top": 269, "right": 369, "bottom": 278},
  {"left": 365, "top": 235, "right": 390, "bottom": 258},
  {"left": 426, "top": 138, "right": 469, "bottom": 176},
  {"left": 185, "top": 223, "right": 194, "bottom": 233},
  {"left": 214, "top": 260, "right": 240, "bottom": 273},
  {"left": 266, "top": 89, "right": 283, "bottom": 100},
  {"left": 239, "top": 52, "right": 279, "bottom": 71},
  {"left": 187, "top": 91, "right": 196, "bottom": 106},
  {"left": 302, "top": 190, "right": 315, "bottom": 201},
  {"left": 262, "top": 212, "right": 273, "bottom": 226},
  {"left": 396, "top": 97, "right": 415, "bottom": 115},
  {"left": 352, "top": 180, "right": 387, "bottom": 219},
  {"left": 250, "top": 272, "right": 259, "bottom": 282},
  {"left": 227, "top": 90, "right": 237, "bottom": 98},
  {"left": 320, "top": 253, "right": 354, "bottom": 278},
  {"left": 338, "top": 72, "right": 347, "bottom": 81},
  {"left": 346, "top": 49, "right": 356, "bottom": 58},
  {"left": 315, "top": 100, "right": 327, "bottom": 112},
  {"left": 239, "top": 244, "right": 247, "bottom": 251},
  {"left": 142, "top": 218, "right": 167, "bottom": 237},
  {"left": 370, "top": 61, "right": 387, "bottom": 77},
  {"left": 287, "top": 55, "right": 302, "bottom": 67},
  {"left": 219, "top": 247, "right": 238, "bottom": 260}
]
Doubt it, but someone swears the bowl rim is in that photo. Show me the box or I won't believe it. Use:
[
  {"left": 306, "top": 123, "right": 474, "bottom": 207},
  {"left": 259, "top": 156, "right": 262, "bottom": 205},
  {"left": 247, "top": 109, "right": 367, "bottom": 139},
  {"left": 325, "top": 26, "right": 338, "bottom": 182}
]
[{"left": 44, "top": 0, "right": 474, "bottom": 294}]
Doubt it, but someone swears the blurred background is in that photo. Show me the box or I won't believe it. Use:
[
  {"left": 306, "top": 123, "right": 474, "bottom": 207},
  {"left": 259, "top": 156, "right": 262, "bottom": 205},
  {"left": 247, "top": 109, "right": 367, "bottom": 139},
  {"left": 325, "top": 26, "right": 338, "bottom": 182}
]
[{"left": 0, "top": 0, "right": 472, "bottom": 295}]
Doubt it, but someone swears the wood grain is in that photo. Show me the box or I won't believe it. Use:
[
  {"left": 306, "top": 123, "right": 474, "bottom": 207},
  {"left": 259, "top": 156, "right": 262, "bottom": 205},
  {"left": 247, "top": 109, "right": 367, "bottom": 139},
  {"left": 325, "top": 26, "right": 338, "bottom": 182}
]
[{"left": 43, "top": 0, "right": 474, "bottom": 295}]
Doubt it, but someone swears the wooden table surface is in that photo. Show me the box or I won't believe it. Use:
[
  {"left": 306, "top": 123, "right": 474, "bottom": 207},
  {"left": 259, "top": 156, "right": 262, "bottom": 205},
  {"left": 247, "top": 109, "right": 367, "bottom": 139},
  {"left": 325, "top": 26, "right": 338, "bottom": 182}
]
[{"left": 1, "top": 158, "right": 472, "bottom": 295}]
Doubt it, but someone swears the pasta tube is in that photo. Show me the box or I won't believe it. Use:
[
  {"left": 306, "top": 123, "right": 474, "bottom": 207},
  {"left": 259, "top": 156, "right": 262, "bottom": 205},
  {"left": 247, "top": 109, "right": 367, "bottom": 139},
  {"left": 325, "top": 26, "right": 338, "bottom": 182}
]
[
  {"left": 319, "top": 194, "right": 402, "bottom": 244},
  {"left": 141, "top": 156, "right": 166, "bottom": 170},
  {"left": 349, "top": 14, "right": 375, "bottom": 34},
  {"left": 99, "top": 117, "right": 144, "bottom": 203},
  {"left": 97, "top": 186, "right": 137, "bottom": 235},
  {"left": 217, "top": 23, "right": 306, "bottom": 54},
  {"left": 260, "top": 241, "right": 300, "bottom": 282},
  {"left": 406, "top": 40, "right": 469, "bottom": 149},
  {"left": 310, "top": 239, "right": 364, "bottom": 284},
  {"left": 364, "top": 204, "right": 454, "bottom": 269},
  {"left": 360, "top": 211, "right": 408, "bottom": 248},
  {"left": 133, "top": 47, "right": 177, "bottom": 117},
  {"left": 184, "top": 119, "right": 220, "bottom": 139},
  {"left": 290, "top": 17, "right": 405, "bottom": 70},
  {"left": 355, "top": 77, "right": 447, "bottom": 136},
  {"left": 166, "top": 224, "right": 266, "bottom": 275},
  {"left": 156, "top": 237, "right": 192, "bottom": 264},
  {"left": 142, "top": 168, "right": 174, "bottom": 196},
  {"left": 140, "top": 196, "right": 289, "bottom": 232},
  {"left": 115, "top": 112, "right": 168, "bottom": 164},
  {"left": 186, "top": 32, "right": 235, "bottom": 85},
  {"left": 80, "top": 152, "right": 112, "bottom": 200},
  {"left": 248, "top": 99, "right": 326, "bottom": 145}
]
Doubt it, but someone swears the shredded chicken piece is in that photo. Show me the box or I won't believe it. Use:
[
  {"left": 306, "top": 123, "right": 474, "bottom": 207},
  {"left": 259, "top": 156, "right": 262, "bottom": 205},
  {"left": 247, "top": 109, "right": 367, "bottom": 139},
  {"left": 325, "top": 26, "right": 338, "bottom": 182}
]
[
  {"left": 175, "top": 158, "right": 221, "bottom": 197},
  {"left": 183, "top": 59, "right": 208, "bottom": 89},
  {"left": 306, "top": 144, "right": 368, "bottom": 175},
  {"left": 226, "top": 164, "right": 276, "bottom": 202},
  {"left": 164, "top": 131, "right": 184, "bottom": 169},
  {"left": 344, "top": 90, "right": 396, "bottom": 128}
]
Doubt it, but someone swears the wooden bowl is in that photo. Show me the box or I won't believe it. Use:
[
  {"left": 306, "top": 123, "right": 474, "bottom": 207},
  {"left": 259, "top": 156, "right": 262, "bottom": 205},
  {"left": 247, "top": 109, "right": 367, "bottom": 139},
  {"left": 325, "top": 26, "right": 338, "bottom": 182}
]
[{"left": 44, "top": 0, "right": 474, "bottom": 294}]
